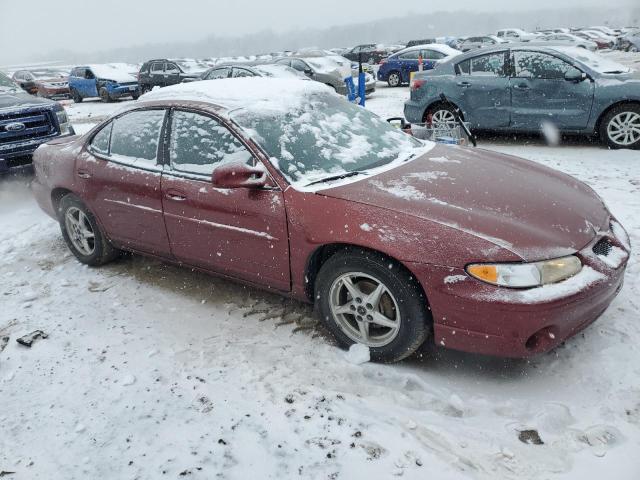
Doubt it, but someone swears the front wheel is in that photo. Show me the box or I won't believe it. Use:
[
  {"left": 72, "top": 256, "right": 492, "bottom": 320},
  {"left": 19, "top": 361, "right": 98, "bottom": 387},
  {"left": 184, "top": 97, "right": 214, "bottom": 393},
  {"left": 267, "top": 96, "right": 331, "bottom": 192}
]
[
  {"left": 315, "top": 249, "right": 430, "bottom": 363},
  {"left": 99, "top": 87, "right": 112, "bottom": 103},
  {"left": 600, "top": 104, "right": 640, "bottom": 149},
  {"left": 387, "top": 71, "right": 401, "bottom": 88},
  {"left": 59, "top": 194, "right": 119, "bottom": 266}
]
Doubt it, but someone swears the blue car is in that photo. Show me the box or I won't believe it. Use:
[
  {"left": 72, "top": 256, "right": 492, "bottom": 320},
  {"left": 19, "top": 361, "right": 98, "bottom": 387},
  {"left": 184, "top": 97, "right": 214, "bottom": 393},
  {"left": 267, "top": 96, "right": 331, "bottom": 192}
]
[
  {"left": 377, "top": 44, "right": 461, "bottom": 87},
  {"left": 69, "top": 64, "right": 140, "bottom": 103},
  {"left": 404, "top": 45, "right": 640, "bottom": 149}
]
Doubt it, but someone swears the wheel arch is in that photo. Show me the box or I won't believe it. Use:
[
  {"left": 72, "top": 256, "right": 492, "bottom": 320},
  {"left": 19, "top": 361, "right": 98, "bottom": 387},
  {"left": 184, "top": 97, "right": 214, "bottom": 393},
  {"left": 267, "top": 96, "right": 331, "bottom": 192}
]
[
  {"left": 422, "top": 99, "right": 464, "bottom": 123},
  {"left": 51, "top": 187, "right": 74, "bottom": 217},
  {"left": 303, "top": 242, "right": 430, "bottom": 308},
  {"left": 594, "top": 100, "right": 640, "bottom": 134}
]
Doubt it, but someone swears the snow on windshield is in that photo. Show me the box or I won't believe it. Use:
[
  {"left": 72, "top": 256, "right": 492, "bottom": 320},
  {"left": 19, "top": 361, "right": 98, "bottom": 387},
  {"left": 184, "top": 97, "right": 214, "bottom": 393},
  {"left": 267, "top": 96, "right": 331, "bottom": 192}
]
[
  {"left": 552, "top": 47, "right": 632, "bottom": 73},
  {"left": 253, "top": 64, "right": 306, "bottom": 79},
  {"left": 88, "top": 63, "right": 138, "bottom": 82},
  {"left": 304, "top": 57, "right": 352, "bottom": 78},
  {"left": 231, "top": 91, "right": 428, "bottom": 188}
]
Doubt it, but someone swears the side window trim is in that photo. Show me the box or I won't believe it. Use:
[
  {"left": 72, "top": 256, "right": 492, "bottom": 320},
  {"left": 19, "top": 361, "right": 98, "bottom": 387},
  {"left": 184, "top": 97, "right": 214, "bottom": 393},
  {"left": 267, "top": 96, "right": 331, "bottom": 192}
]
[{"left": 87, "top": 108, "right": 167, "bottom": 173}]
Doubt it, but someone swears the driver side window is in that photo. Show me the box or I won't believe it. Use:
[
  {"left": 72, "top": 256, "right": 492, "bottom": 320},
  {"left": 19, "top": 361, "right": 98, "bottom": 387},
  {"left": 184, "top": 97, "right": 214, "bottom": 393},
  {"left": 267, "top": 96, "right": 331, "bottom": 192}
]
[
  {"left": 513, "top": 51, "right": 573, "bottom": 79},
  {"left": 169, "top": 110, "right": 253, "bottom": 176}
]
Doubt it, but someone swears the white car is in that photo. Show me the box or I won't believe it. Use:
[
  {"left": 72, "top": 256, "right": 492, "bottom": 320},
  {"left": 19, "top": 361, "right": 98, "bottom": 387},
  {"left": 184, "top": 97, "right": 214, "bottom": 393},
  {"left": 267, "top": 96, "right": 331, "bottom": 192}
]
[
  {"left": 539, "top": 33, "right": 598, "bottom": 51},
  {"left": 496, "top": 28, "right": 540, "bottom": 42}
]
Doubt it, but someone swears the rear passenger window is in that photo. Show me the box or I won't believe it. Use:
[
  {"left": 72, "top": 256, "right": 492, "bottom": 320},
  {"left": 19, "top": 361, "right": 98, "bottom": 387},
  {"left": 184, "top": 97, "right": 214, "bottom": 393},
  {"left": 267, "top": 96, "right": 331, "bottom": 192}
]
[
  {"left": 90, "top": 123, "right": 112, "bottom": 156},
  {"left": 151, "top": 63, "right": 164, "bottom": 74},
  {"left": 399, "top": 50, "right": 420, "bottom": 60},
  {"left": 470, "top": 53, "right": 505, "bottom": 76},
  {"left": 109, "top": 110, "right": 166, "bottom": 167},
  {"left": 169, "top": 111, "right": 253, "bottom": 176},
  {"left": 206, "top": 68, "right": 230, "bottom": 80},
  {"left": 456, "top": 59, "right": 471, "bottom": 75}
]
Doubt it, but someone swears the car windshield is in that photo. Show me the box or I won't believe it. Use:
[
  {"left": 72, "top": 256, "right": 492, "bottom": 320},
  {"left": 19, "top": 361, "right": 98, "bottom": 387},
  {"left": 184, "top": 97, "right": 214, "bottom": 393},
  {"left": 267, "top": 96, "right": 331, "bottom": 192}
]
[
  {"left": 231, "top": 92, "right": 425, "bottom": 188},
  {"left": 0, "top": 71, "right": 19, "bottom": 92},
  {"left": 552, "top": 47, "right": 632, "bottom": 74}
]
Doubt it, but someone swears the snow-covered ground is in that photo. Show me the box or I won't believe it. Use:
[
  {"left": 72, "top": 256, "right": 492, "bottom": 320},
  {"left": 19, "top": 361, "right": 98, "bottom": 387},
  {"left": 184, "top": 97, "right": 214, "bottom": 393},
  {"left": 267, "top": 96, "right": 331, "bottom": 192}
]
[{"left": 1, "top": 55, "right": 639, "bottom": 479}]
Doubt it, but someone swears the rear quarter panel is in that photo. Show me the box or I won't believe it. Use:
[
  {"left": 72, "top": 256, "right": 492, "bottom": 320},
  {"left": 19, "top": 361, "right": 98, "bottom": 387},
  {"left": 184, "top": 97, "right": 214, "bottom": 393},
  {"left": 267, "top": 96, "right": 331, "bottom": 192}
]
[{"left": 589, "top": 76, "right": 640, "bottom": 130}]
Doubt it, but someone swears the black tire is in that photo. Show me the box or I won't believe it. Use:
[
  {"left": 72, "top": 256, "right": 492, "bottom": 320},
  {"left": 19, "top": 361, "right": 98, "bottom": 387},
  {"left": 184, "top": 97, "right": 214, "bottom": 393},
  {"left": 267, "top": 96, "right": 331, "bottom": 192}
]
[
  {"left": 599, "top": 103, "right": 640, "bottom": 150},
  {"left": 99, "top": 87, "right": 112, "bottom": 103},
  {"left": 140, "top": 84, "right": 151, "bottom": 94},
  {"left": 71, "top": 88, "right": 83, "bottom": 103},
  {"left": 315, "top": 248, "right": 430, "bottom": 363},
  {"left": 131, "top": 92, "right": 141, "bottom": 100},
  {"left": 58, "top": 194, "right": 119, "bottom": 266},
  {"left": 387, "top": 71, "right": 401, "bottom": 88}
]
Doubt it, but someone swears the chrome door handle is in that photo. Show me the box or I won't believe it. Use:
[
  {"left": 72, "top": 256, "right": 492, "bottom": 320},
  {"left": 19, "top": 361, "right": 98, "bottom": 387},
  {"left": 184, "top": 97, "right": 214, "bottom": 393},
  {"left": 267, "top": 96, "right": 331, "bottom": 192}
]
[
  {"left": 457, "top": 81, "right": 471, "bottom": 88},
  {"left": 166, "top": 193, "right": 186, "bottom": 201},
  {"left": 77, "top": 170, "right": 91, "bottom": 179},
  {"left": 513, "top": 84, "right": 530, "bottom": 90}
]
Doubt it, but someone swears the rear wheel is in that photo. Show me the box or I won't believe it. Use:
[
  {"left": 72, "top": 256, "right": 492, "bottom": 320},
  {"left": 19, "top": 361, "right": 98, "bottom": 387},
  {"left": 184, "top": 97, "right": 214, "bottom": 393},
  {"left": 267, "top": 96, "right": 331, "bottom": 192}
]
[
  {"left": 71, "top": 88, "right": 83, "bottom": 103},
  {"left": 58, "top": 194, "right": 119, "bottom": 266},
  {"left": 600, "top": 104, "right": 640, "bottom": 149},
  {"left": 315, "top": 248, "right": 430, "bottom": 363},
  {"left": 387, "top": 71, "right": 401, "bottom": 87},
  {"left": 426, "top": 104, "right": 458, "bottom": 127}
]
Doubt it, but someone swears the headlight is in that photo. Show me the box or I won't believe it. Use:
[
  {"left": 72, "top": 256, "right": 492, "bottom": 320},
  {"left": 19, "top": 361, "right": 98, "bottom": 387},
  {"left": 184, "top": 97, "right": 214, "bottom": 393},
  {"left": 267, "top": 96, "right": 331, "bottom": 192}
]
[
  {"left": 466, "top": 256, "right": 582, "bottom": 288},
  {"left": 56, "top": 109, "right": 71, "bottom": 135}
]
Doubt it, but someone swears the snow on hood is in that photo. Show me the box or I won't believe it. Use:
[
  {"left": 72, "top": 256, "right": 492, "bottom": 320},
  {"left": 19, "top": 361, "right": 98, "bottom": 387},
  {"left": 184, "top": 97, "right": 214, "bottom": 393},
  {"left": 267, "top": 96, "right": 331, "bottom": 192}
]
[
  {"left": 141, "top": 77, "right": 334, "bottom": 112},
  {"left": 319, "top": 144, "right": 609, "bottom": 262},
  {"left": 88, "top": 63, "right": 138, "bottom": 83}
]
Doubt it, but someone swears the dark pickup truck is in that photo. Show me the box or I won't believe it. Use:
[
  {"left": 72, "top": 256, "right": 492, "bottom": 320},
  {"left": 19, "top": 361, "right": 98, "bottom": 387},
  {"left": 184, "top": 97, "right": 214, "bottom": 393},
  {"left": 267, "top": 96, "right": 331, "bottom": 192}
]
[{"left": 1, "top": 71, "right": 74, "bottom": 173}]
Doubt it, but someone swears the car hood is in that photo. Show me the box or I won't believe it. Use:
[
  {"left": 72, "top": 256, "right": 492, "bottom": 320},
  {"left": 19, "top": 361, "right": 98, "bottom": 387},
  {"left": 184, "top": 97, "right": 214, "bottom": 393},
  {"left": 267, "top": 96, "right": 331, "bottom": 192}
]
[
  {"left": 318, "top": 144, "right": 608, "bottom": 261},
  {"left": 0, "top": 90, "right": 56, "bottom": 109}
]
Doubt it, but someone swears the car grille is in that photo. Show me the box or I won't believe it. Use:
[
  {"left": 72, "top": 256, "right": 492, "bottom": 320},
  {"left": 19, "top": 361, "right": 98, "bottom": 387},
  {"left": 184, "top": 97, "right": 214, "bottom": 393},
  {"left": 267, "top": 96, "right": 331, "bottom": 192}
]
[
  {"left": 0, "top": 109, "right": 55, "bottom": 147},
  {"left": 592, "top": 237, "right": 613, "bottom": 257}
]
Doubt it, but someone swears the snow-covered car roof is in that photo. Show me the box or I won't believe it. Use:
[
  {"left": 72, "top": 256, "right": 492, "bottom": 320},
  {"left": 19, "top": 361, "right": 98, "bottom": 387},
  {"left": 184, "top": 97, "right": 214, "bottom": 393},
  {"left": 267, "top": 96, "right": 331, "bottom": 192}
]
[
  {"left": 550, "top": 47, "right": 632, "bottom": 73},
  {"left": 393, "top": 43, "right": 461, "bottom": 58},
  {"left": 140, "top": 77, "right": 334, "bottom": 113},
  {"left": 87, "top": 63, "right": 138, "bottom": 83}
]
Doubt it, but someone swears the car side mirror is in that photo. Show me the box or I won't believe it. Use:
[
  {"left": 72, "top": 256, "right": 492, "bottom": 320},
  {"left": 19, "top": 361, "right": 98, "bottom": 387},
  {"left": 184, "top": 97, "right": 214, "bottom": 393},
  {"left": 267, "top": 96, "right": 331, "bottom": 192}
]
[
  {"left": 565, "top": 68, "right": 586, "bottom": 82},
  {"left": 212, "top": 162, "right": 267, "bottom": 189},
  {"left": 304, "top": 68, "right": 314, "bottom": 76}
]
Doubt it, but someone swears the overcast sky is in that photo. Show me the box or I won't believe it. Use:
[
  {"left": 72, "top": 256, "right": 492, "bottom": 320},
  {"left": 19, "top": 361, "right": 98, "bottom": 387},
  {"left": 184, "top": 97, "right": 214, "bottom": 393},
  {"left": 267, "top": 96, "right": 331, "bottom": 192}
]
[{"left": 0, "top": 0, "right": 631, "bottom": 63}]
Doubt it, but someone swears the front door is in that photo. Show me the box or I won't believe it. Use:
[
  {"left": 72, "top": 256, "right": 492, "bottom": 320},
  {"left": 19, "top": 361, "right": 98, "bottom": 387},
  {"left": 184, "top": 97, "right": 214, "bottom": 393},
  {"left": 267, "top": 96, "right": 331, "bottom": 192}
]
[
  {"left": 76, "top": 108, "right": 171, "bottom": 256},
  {"left": 454, "top": 51, "right": 511, "bottom": 128},
  {"left": 510, "top": 50, "right": 595, "bottom": 130},
  {"left": 79, "top": 68, "right": 98, "bottom": 98},
  {"left": 160, "top": 109, "right": 290, "bottom": 292},
  {"left": 164, "top": 62, "right": 182, "bottom": 86}
]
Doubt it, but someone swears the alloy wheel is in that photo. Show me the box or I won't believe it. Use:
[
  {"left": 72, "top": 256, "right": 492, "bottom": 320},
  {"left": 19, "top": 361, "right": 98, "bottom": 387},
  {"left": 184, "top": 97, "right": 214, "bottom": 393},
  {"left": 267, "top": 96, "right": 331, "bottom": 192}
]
[
  {"left": 431, "top": 109, "right": 457, "bottom": 127},
  {"left": 65, "top": 207, "right": 95, "bottom": 256},
  {"left": 329, "top": 272, "right": 401, "bottom": 347},
  {"left": 388, "top": 73, "right": 400, "bottom": 87},
  {"left": 607, "top": 111, "right": 640, "bottom": 147}
]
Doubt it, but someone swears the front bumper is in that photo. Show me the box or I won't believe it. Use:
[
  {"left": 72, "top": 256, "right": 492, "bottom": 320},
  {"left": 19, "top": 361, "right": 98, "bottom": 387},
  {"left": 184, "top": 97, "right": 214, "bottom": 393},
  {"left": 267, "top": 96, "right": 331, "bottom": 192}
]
[
  {"left": 408, "top": 229, "right": 630, "bottom": 358},
  {"left": 0, "top": 129, "right": 75, "bottom": 173},
  {"left": 107, "top": 84, "right": 140, "bottom": 98}
]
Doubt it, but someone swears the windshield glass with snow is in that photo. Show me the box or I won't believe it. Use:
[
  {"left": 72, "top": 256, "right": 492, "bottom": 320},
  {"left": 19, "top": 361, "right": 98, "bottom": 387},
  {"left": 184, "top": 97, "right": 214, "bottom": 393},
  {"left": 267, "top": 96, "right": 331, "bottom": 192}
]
[
  {"left": 553, "top": 47, "right": 632, "bottom": 74},
  {"left": 231, "top": 92, "right": 423, "bottom": 186}
]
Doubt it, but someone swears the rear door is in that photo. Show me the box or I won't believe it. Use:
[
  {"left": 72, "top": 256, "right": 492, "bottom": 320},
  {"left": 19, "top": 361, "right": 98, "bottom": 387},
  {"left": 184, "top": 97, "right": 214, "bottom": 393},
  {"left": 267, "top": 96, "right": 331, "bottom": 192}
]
[
  {"left": 160, "top": 109, "right": 290, "bottom": 291},
  {"left": 454, "top": 51, "right": 511, "bottom": 128},
  {"left": 78, "top": 68, "right": 98, "bottom": 98},
  {"left": 76, "top": 108, "right": 171, "bottom": 256},
  {"left": 421, "top": 49, "right": 446, "bottom": 70},
  {"left": 164, "top": 62, "right": 182, "bottom": 86},
  {"left": 509, "top": 50, "right": 595, "bottom": 130},
  {"left": 397, "top": 49, "right": 420, "bottom": 82}
]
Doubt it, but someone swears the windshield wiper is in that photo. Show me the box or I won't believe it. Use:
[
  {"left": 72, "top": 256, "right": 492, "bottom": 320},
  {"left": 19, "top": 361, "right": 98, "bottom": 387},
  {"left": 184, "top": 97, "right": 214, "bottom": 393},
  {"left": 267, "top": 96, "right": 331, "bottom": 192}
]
[{"left": 305, "top": 171, "right": 365, "bottom": 187}]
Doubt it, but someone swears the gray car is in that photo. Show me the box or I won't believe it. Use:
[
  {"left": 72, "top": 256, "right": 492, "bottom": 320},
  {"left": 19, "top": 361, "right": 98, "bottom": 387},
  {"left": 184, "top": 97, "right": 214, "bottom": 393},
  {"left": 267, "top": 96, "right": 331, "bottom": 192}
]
[
  {"left": 275, "top": 56, "right": 376, "bottom": 96},
  {"left": 404, "top": 45, "right": 640, "bottom": 149},
  {"left": 459, "top": 36, "right": 506, "bottom": 51}
]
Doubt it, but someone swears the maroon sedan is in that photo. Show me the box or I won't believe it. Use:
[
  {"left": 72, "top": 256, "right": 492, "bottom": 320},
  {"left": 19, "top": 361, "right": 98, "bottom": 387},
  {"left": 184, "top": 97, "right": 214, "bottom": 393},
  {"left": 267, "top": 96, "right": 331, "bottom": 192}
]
[{"left": 31, "top": 79, "right": 630, "bottom": 362}]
